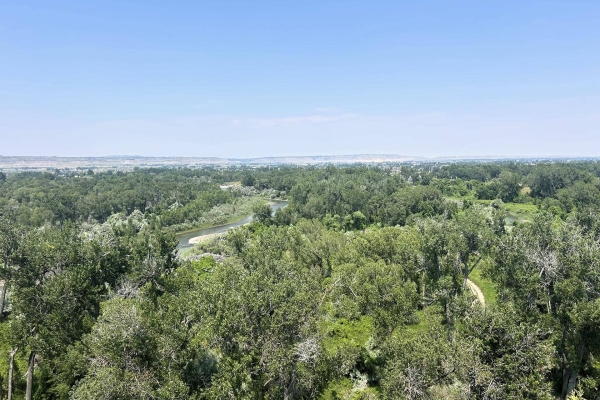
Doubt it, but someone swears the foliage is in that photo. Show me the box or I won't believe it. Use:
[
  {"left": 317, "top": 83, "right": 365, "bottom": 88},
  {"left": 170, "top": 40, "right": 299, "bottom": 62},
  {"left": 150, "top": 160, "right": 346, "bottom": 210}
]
[{"left": 0, "top": 162, "right": 599, "bottom": 398}]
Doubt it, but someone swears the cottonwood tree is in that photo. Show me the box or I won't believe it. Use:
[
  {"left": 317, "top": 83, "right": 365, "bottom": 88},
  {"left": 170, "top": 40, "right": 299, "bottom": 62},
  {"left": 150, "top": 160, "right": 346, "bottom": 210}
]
[
  {"left": 380, "top": 315, "right": 477, "bottom": 400},
  {"left": 71, "top": 297, "right": 192, "bottom": 399},
  {"left": 0, "top": 216, "right": 22, "bottom": 319},
  {"left": 10, "top": 225, "right": 78, "bottom": 400},
  {"left": 492, "top": 214, "right": 600, "bottom": 399},
  {"left": 194, "top": 227, "right": 328, "bottom": 399},
  {"left": 252, "top": 202, "right": 273, "bottom": 225},
  {"left": 7, "top": 216, "right": 173, "bottom": 399},
  {"left": 461, "top": 304, "right": 555, "bottom": 399},
  {"left": 333, "top": 260, "right": 419, "bottom": 336}
]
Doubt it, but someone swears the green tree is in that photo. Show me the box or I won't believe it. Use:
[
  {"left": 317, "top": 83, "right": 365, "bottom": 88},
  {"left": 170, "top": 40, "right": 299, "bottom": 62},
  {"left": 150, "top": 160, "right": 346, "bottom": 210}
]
[
  {"left": 241, "top": 173, "right": 255, "bottom": 187},
  {"left": 252, "top": 202, "right": 273, "bottom": 225},
  {"left": 195, "top": 228, "right": 328, "bottom": 398},
  {"left": 0, "top": 217, "right": 22, "bottom": 319},
  {"left": 491, "top": 215, "right": 600, "bottom": 398},
  {"left": 498, "top": 171, "right": 521, "bottom": 202}
]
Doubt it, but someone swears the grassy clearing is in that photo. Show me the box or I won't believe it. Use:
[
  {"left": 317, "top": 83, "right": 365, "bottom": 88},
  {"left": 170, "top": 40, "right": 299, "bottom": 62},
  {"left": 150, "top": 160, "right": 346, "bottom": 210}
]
[
  {"left": 457, "top": 199, "right": 538, "bottom": 215},
  {"left": 449, "top": 196, "right": 538, "bottom": 224},
  {"left": 502, "top": 202, "right": 537, "bottom": 214},
  {"left": 319, "top": 378, "right": 353, "bottom": 400},
  {"left": 320, "top": 316, "right": 374, "bottom": 354},
  {"left": 405, "top": 310, "right": 430, "bottom": 333},
  {"left": 502, "top": 202, "right": 537, "bottom": 224},
  {"left": 318, "top": 316, "right": 381, "bottom": 398}
]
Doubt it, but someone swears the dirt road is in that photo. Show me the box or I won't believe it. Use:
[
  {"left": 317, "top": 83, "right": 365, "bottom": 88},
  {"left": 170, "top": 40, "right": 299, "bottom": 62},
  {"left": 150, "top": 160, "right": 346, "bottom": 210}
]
[{"left": 466, "top": 278, "right": 485, "bottom": 307}]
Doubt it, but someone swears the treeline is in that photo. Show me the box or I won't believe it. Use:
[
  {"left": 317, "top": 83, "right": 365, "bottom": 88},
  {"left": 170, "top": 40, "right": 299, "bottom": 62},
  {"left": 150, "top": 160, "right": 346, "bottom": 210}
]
[
  {"left": 3, "top": 161, "right": 600, "bottom": 228},
  {"left": 0, "top": 166, "right": 308, "bottom": 229},
  {"left": 433, "top": 162, "right": 600, "bottom": 206},
  {"left": 0, "top": 169, "right": 241, "bottom": 228},
  {"left": 265, "top": 162, "right": 600, "bottom": 227}
]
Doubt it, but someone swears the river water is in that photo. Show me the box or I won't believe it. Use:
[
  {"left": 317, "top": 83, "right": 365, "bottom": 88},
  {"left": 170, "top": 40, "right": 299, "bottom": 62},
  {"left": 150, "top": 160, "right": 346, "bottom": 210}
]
[{"left": 176, "top": 200, "right": 288, "bottom": 249}]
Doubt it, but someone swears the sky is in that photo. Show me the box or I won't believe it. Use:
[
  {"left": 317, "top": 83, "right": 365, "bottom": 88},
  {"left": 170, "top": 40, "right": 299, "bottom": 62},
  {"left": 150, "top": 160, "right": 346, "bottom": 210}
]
[{"left": 1, "top": 1, "right": 600, "bottom": 158}]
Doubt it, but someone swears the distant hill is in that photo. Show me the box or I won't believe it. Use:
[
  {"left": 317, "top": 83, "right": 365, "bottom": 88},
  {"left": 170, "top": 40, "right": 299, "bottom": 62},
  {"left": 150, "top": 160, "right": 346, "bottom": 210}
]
[{"left": 0, "top": 154, "right": 597, "bottom": 172}]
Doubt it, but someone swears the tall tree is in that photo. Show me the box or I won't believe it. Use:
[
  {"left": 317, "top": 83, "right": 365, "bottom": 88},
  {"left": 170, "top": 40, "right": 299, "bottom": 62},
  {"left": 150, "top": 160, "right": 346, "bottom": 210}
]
[{"left": 0, "top": 217, "right": 22, "bottom": 319}]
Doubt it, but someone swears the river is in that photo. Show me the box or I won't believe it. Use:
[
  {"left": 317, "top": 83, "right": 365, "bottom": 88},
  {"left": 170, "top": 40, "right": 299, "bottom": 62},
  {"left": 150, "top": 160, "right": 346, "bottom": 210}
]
[{"left": 176, "top": 199, "right": 288, "bottom": 249}]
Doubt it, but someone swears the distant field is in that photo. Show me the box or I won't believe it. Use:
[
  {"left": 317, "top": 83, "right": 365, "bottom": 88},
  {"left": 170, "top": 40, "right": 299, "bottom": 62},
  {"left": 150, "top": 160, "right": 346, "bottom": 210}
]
[
  {"left": 448, "top": 196, "right": 538, "bottom": 224},
  {"left": 502, "top": 202, "right": 537, "bottom": 214}
]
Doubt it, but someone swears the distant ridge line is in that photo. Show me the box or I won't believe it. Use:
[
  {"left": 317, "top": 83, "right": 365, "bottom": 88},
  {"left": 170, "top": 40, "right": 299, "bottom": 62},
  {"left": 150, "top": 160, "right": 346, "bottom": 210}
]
[{"left": 1, "top": 154, "right": 599, "bottom": 171}]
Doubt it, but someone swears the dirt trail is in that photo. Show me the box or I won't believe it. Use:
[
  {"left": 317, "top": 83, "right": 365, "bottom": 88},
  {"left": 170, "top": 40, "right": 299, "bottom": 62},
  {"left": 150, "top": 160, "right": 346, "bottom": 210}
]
[{"left": 466, "top": 279, "right": 485, "bottom": 307}]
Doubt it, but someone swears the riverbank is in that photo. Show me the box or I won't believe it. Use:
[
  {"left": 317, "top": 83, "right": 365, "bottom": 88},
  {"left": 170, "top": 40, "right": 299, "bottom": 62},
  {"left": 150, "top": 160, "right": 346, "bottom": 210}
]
[
  {"left": 188, "top": 232, "right": 223, "bottom": 245},
  {"left": 176, "top": 199, "right": 288, "bottom": 249},
  {"left": 168, "top": 196, "right": 271, "bottom": 236}
]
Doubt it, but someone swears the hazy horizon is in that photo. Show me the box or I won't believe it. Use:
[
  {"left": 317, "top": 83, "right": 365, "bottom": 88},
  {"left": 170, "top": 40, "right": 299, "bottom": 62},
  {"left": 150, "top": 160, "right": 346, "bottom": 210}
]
[
  {"left": 2, "top": 153, "right": 600, "bottom": 162},
  {"left": 2, "top": 1, "right": 600, "bottom": 158}
]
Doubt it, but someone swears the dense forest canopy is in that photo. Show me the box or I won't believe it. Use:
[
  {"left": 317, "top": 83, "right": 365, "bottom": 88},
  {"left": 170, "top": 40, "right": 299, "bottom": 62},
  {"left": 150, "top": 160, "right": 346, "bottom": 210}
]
[{"left": 0, "top": 161, "right": 599, "bottom": 399}]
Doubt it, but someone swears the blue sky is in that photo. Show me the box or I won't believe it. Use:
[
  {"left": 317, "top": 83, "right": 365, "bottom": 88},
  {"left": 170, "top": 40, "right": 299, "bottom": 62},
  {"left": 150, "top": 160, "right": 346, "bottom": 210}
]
[{"left": 1, "top": 1, "right": 599, "bottom": 157}]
